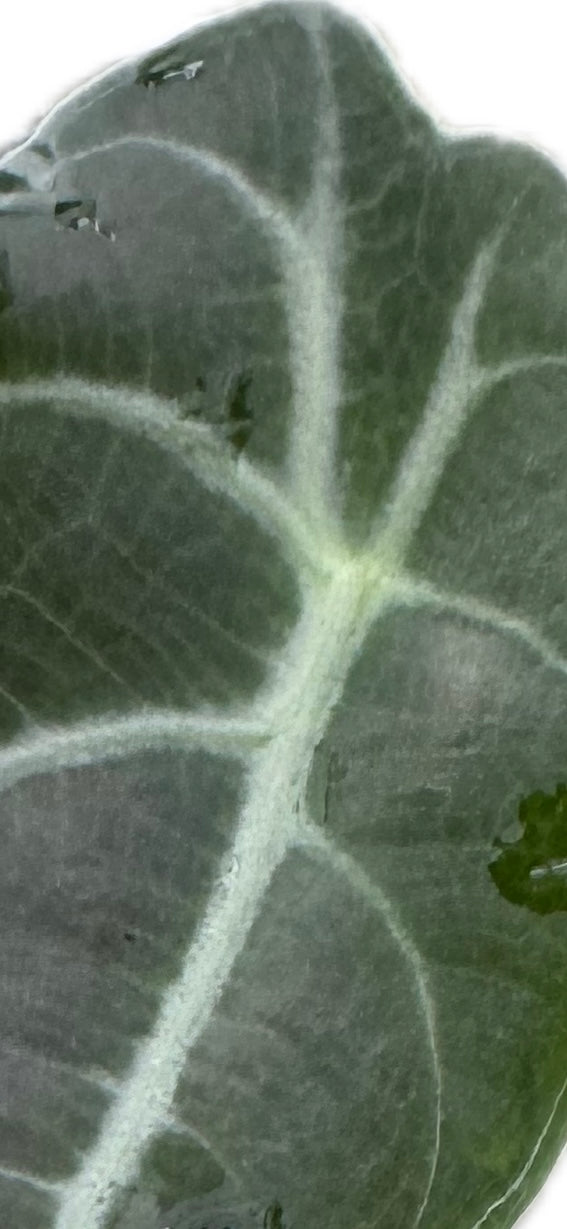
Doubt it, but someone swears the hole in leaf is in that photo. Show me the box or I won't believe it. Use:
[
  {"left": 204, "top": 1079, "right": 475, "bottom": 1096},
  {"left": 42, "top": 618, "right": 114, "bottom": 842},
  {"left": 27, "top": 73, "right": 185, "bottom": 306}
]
[
  {"left": 54, "top": 199, "right": 115, "bottom": 240},
  {"left": 136, "top": 54, "right": 204, "bottom": 87},
  {"left": 55, "top": 197, "right": 95, "bottom": 225},
  {"left": 225, "top": 370, "right": 254, "bottom": 453}
]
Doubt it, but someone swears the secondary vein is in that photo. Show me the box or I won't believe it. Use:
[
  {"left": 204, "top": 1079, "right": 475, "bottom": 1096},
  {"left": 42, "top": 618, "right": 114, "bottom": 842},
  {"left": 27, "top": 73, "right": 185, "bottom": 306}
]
[
  {"left": 0, "top": 707, "right": 267, "bottom": 794},
  {"left": 299, "top": 823, "right": 442, "bottom": 1229},
  {"left": 0, "top": 375, "right": 325, "bottom": 586},
  {"left": 372, "top": 232, "right": 502, "bottom": 566},
  {"left": 390, "top": 576, "right": 567, "bottom": 682}
]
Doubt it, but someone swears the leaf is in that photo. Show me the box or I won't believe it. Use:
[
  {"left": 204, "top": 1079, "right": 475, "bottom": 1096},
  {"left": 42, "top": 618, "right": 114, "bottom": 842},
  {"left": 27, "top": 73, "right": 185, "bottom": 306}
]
[{"left": 0, "top": 3, "right": 566, "bottom": 1228}]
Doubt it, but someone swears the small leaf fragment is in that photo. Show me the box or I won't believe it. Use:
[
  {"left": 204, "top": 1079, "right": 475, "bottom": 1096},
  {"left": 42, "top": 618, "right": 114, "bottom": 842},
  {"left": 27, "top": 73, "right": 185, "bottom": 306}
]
[{"left": 489, "top": 783, "right": 567, "bottom": 913}]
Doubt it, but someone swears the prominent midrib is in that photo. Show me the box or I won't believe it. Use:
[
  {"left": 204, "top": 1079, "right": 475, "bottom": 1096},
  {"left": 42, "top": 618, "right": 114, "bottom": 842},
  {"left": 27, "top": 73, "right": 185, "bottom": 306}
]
[{"left": 54, "top": 557, "right": 385, "bottom": 1229}]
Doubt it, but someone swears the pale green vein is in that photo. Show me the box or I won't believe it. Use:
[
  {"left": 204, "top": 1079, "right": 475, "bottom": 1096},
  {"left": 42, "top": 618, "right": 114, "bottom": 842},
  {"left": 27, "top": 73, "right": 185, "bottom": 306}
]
[
  {"left": 53, "top": 61, "right": 346, "bottom": 548},
  {"left": 0, "top": 679, "right": 32, "bottom": 722},
  {"left": 391, "top": 576, "right": 567, "bottom": 682},
  {"left": 300, "top": 823, "right": 441, "bottom": 1229},
  {"left": 0, "top": 707, "right": 268, "bottom": 795},
  {"left": 160, "top": 1115, "right": 244, "bottom": 1194},
  {"left": 0, "top": 376, "right": 324, "bottom": 584},
  {"left": 285, "top": 6, "right": 345, "bottom": 538},
  {"left": 56, "top": 136, "right": 296, "bottom": 244},
  {"left": 0, "top": 1166, "right": 61, "bottom": 1195},
  {"left": 60, "top": 122, "right": 345, "bottom": 546},
  {"left": 52, "top": 566, "right": 378, "bottom": 1229},
  {"left": 478, "top": 353, "right": 567, "bottom": 393},
  {"left": 470, "top": 1075, "right": 567, "bottom": 1229},
  {"left": 77, "top": 1072, "right": 243, "bottom": 1194},
  {"left": 373, "top": 232, "right": 502, "bottom": 565}
]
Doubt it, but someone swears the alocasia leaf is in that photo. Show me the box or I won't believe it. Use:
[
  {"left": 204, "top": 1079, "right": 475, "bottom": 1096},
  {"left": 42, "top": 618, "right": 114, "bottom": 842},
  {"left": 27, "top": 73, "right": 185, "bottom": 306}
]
[{"left": 0, "top": 3, "right": 566, "bottom": 1227}]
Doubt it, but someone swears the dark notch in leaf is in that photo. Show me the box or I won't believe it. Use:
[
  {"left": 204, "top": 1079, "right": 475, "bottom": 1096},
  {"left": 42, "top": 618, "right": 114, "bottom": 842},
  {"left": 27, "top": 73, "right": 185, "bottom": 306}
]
[
  {"left": 264, "top": 1202, "right": 285, "bottom": 1229},
  {"left": 0, "top": 140, "right": 54, "bottom": 193},
  {"left": 29, "top": 141, "right": 54, "bottom": 162},
  {"left": 489, "top": 783, "right": 567, "bottom": 914},
  {"left": 54, "top": 198, "right": 116, "bottom": 240},
  {"left": 0, "top": 169, "right": 27, "bottom": 193},
  {"left": 55, "top": 197, "right": 95, "bottom": 223},
  {"left": 226, "top": 370, "right": 254, "bottom": 453},
  {"left": 0, "top": 250, "right": 13, "bottom": 314},
  {"left": 136, "top": 49, "right": 204, "bottom": 88},
  {"left": 323, "top": 750, "right": 348, "bottom": 824}
]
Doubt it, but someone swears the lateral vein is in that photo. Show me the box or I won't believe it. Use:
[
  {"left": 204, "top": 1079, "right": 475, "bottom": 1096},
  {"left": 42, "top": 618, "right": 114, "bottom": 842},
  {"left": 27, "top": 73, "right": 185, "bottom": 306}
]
[
  {"left": 0, "top": 1166, "right": 61, "bottom": 1195},
  {"left": 0, "top": 584, "right": 143, "bottom": 700},
  {"left": 391, "top": 576, "right": 567, "bottom": 681},
  {"left": 373, "top": 232, "right": 502, "bottom": 565},
  {"left": 285, "top": 8, "right": 345, "bottom": 538},
  {"left": 53, "top": 564, "right": 391, "bottom": 1228},
  {"left": 0, "top": 376, "right": 325, "bottom": 585},
  {"left": 478, "top": 353, "right": 567, "bottom": 392},
  {"left": 0, "top": 708, "right": 267, "bottom": 794},
  {"left": 57, "top": 137, "right": 295, "bottom": 244},
  {"left": 299, "top": 823, "right": 442, "bottom": 1229},
  {"left": 469, "top": 1074, "right": 567, "bottom": 1229}
]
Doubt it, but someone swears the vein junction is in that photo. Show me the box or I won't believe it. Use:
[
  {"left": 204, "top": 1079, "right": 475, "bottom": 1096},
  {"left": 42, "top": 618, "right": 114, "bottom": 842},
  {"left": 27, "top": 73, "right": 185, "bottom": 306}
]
[
  {"left": 22, "top": 226, "right": 500, "bottom": 1229},
  {"left": 0, "top": 15, "right": 564, "bottom": 1229}
]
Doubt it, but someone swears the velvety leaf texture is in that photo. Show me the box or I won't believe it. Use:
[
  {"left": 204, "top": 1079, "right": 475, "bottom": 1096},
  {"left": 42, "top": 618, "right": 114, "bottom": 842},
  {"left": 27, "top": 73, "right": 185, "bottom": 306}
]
[{"left": 0, "top": 3, "right": 566, "bottom": 1227}]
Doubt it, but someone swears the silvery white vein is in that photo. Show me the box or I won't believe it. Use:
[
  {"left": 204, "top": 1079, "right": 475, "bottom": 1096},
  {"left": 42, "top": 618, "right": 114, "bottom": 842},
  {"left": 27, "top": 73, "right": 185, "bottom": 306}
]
[{"left": 0, "top": 10, "right": 563, "bottom": 1229}]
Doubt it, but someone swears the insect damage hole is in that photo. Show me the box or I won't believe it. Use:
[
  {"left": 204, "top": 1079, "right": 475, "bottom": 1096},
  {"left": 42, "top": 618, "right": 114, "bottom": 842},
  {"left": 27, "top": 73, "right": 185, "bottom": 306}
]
[
  {"left": 136, "top": 55, "right": 204, "bottom": 88},
  {"left": 225, "top": 369, "right": 254, "bottom": 453},
  {"left": 54, "top": 198, "right": 116, "bottom": 240}
]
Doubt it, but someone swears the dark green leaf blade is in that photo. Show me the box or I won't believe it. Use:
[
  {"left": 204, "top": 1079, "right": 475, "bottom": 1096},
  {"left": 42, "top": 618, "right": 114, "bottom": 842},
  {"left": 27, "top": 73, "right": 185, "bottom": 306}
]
[{"left": 0, "top": 4, "right": 567, "bottom": 1229}]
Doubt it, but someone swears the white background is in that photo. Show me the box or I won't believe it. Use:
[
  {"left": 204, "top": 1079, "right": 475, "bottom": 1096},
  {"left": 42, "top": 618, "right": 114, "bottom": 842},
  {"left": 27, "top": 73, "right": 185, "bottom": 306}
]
[{"left": 0, "top": 2, "right": 566, "bottom": 1226}]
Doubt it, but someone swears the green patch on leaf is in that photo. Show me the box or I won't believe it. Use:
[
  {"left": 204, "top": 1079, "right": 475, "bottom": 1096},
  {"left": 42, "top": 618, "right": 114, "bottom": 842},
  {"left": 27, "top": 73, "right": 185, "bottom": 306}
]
[{"left": 490, "top": 784, "right": 567, "bottom": 913}]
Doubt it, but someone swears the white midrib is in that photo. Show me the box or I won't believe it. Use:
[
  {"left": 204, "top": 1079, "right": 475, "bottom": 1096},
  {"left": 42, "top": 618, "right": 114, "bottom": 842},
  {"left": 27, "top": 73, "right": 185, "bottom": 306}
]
[
  {"left": 54, "top": 557, "right": 392, "bottom": 1229},
  {"left": 5, "top": 10, "right": 563, "bottom": 1224}
]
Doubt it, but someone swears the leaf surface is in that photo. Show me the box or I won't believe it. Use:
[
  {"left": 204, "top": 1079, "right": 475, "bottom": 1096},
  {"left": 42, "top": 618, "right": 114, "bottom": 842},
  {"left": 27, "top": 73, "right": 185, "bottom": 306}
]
[{"left": 0, "top": 4, "right": 567, "bottom": 1228}]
